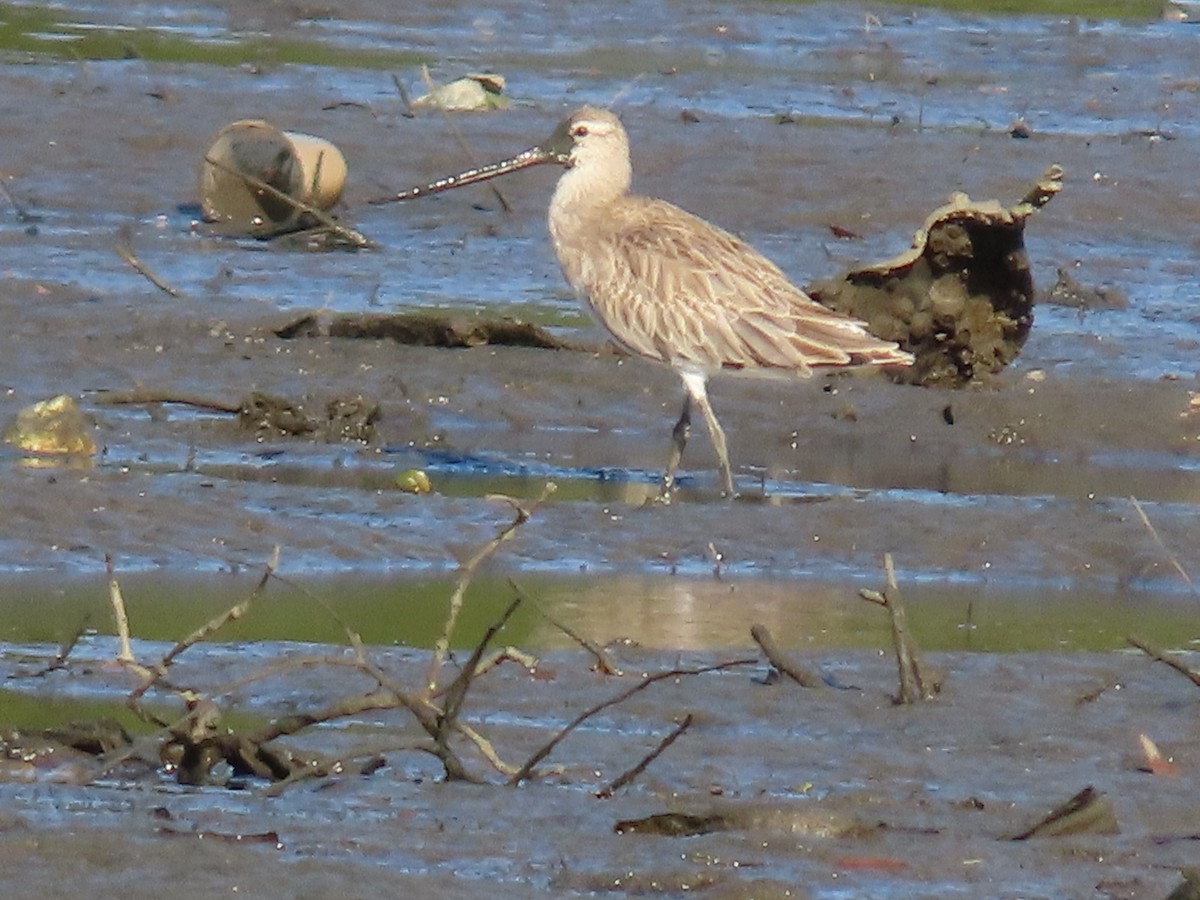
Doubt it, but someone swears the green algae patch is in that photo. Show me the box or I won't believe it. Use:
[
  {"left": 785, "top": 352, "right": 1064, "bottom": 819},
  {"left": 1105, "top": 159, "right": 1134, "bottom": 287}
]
[
  {"left": 767, "top": 0, "right": 1163, "bottom": 20},
  {"left": 0, "top": 3, "right": 422, "bottom": 69}
]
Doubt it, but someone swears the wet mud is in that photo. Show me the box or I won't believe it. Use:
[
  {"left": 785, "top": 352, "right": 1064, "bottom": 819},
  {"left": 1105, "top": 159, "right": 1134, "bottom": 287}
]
[
  {"left": 3, "top": 639, "right": 1200, "bottom": 898},
  {"left": 1, "top": 0, "right": 1199, "bottom": 896}
]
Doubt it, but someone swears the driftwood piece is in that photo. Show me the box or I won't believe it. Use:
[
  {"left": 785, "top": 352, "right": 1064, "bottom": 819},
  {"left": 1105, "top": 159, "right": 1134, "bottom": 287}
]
[
  {"left": 275, "top": 311, "right": 609, "bottom": 353},
  {"left": 614, "top": 803, "right": 866, "bottom": 838},
  {"left": 860, "top": 554, "right": 938, "bottom": 703},
  {"left": 811, "top": 165, "right": 1064, "bottom": 387},
  {"left": 750, "top": 624, "right": 825, "bottom": 688}
]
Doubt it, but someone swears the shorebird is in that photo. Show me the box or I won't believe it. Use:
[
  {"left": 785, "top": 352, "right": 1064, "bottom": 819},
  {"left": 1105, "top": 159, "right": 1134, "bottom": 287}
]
[{"left": 383, "top": 107, "right": 913, "bottom": 499}]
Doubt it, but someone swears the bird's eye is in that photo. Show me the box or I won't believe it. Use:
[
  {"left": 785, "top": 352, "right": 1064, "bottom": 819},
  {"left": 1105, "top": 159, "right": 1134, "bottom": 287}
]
[{"left": 572, "top": 124, "right": 589, "bottom": 138}]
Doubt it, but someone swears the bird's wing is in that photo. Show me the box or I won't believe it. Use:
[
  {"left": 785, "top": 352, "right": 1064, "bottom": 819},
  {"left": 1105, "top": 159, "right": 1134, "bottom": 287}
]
[{"left": 577, "top": 198, "right": 906, "bottom": 374}]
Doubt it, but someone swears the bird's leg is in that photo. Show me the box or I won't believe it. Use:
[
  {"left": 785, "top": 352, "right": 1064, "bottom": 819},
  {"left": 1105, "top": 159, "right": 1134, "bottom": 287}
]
[
  {"left": 680, "top": 372, "right": 736, "bottom": 499},
  {"left": 658, "top": 394, "right": 691, "bottom": 502},
  {"left": 693, "top": 393, "right": 735, "bottom": 498}
]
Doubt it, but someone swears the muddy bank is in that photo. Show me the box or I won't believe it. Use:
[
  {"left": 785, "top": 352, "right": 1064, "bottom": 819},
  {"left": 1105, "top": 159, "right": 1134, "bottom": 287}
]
[
  {"left": 0, "top": 0, "right": 1197, "bottom": 593},
  {"left": 1, "top": 278, "right": 1198, "bottom": 589},
  {"left": 0, "top": 1, "right": 1199, "bottom": 897},
  {"left": 2, "top": 638, "right": 1200, "bottom": 897}
]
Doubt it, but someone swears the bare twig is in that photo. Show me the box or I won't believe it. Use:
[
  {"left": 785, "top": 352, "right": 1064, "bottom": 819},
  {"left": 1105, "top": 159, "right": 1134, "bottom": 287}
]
[
  {"left": 343, "top": 647, "right": 474, "bottom": 781},
  {"left": 1127, "top": 635, "right": 1200, "bottom": 689},
  {"left": 860, "top": 553, "right": 937, "bottom": 703},
  {"left": 252, "top": 687, "right": 403, "bottom": 744},
  {"left": 272, "top": 567, "right": 517, "bottom": 781},
  {"left": 106, "top": 555, "right": 136, "bottom": 664},
  {"left": 436, "top": 593, "right": 524, "bottom": 745},
  {"left": 1130, "top": 496, "right": 1195, "bottom": 595},
  {"left": 706, "top": 542, "right": 725, "bottom": 580},
  {"left": 0, "top": 178, "right": 39, "bottom": 223},
  {"left": 263, "top": 749, "right": 403, "bottom": 797},
  {"left": 389, "top": 72, "right": 415, "bottom": 117},
  {"left": 202, "top": 152, "right": 375, "bottom": 249},
  {"left": 31, "top": 614, "right": 90, "bottom": 677},
  {"left": 129, "top": 547, "right": 279, "bottom": 706},
  {"left": 92, "top": 389, "right": 241, "bottom": 414},
  {"left": 597, "top": 714, "right": 694, "bottom": 798},
  {"left": 91, "top": 702, "right": 209, "bottom": 780},
  {"left": 1074, "top": 676, "right": 1122, "bottom": 706},
  {"left": 513, "top": 578, "right": 621, "bottom": 675},
  {"left": 454, "top": 646, "right": 538, "bottom": 681},
  {"left": 448, "top": 717, "right": 519, "bottom": 777},
  {"left": 509, "top": 658, "right": 756, "bottom": 785},
  {"left": 423, "top": 485, "right": 555, "bottom": 698},
  {"left": 268, "top": 571, "right": 369, "bottom": 651},
  {"left": 116, "top": 232, "right": 182, "bottom": 298},
  {"left": 750, "top": 624, "right": 824, "bottom": 688}
]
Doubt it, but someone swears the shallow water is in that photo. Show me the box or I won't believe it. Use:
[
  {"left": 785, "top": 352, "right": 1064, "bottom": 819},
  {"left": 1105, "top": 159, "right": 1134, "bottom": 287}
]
[{"left": 1, "top": 1, "right": 1200, "bottom": 896}]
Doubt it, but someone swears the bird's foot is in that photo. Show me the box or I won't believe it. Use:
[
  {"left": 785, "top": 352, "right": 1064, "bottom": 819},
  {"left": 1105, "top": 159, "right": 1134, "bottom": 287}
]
[{"left": 653, "top": 475, "right": 677, "bottom": 506}]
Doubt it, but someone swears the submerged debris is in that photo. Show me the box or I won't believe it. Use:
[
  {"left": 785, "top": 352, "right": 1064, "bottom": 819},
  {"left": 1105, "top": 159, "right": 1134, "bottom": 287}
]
[
  {"left": 812, "top": 165, "right": 1064, "bottom": 387},
  {"left": 274, "top": 311, "right": 601, "bottom": 352},
  {"left": 394, "top": 468, "right": 433, "bottom": 494},
  {"left": 2, "top": 393, "right": 96, "bottom": 457},
  {"left": 198, "top": 119, "right": 368, "bottom": 245},
  {"left": 411, "top": 73, "right": 510, "bottom": 112},
  {"left": 750, "top": 623, "right": 825, "bottom": 688},
  {"left": 615, "top": 804, "right": 870, "bottom": 838},
  {"left": 1009, "top": 785, "right": 1119, "bottom": 840},
  {"left": 238, "top": 390, "right": 380, "bottom": 442},
  {"left": 1045, "top": 266, "right": 1129, "bottom": 311}
]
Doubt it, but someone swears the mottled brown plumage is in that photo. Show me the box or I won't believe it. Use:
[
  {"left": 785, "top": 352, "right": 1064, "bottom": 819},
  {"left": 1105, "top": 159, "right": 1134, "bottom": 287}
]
[{"left": 395, "top": 106, "right": 913, "bottom": 499}]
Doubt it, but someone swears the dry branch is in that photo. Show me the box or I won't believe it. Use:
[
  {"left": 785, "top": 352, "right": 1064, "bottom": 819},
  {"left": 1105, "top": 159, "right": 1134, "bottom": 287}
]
[
  {"left": 129, "top": 548, "right": 278, "bottom": 708},
  {"left": 106, "top": 555, "right": 136, "bottom": 664},
  {"left": 860, "top": 553, "right": 936, "bottom": 703},
  {"left": 274, "top": 310, "right": 603, "bottom": 353},
  {"left": 93, "top": 389, "right": 241, "bottom": 414},
  {"left": 514, "top": 578, "right": 621, "bottom": 675},
  {"left": 252, "top": 687, "right": 403, "bottom": 744},
  {"left": 423, "top": 485, "right": 554, "bottom": 698},
  {"left": 597, "top": 714, "right": 694, "bottom": 798},
  {"left": 1130, "top": 496, "right": 1196, "bottom": 595},
  {"left": 509, "top": 658, "right": 756, "bottom": 785},
  {"left": 116, "top": 235, "right": 182, "bottom": 298},
  {"left": 436, "top": 593, "right": 524, "bottom": 746},
  {"left": 263, "top": 751, "right": 396, "bottom": 797},
  {"left": 750, "top": 624, "right": 824, "bottom": 688},
  {"left": 1127, "top": 635, "right": 1200, "bottom": 689},
  {"left": 30, "top": 614, "right": 89, "bottom": 677}
]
